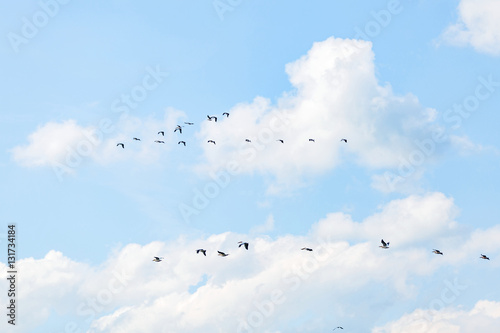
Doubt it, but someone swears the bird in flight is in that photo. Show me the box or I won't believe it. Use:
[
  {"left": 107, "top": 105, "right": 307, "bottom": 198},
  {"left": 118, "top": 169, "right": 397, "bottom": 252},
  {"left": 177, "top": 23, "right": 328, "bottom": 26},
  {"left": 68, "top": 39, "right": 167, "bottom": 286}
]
[
  {"left": 333, "top": 327, "right": 343, "bottom": 331},
  {"left": 277, "top": 139, "right": 284, "bottom": 143},
  {"left": 207, "top": 115, "right": 217, "bottom": 122},
  {"left": 133, "top": 137, "right": 141, "bottom": 141},
  {"left": 432, "top": 249, "right": 443, "bottom": 255},
  {"left": 158, "top": 131, "right": 165, "bottom": 136},
  {"left": 152, "top": 256, "right": 164, "bottom": 262},
  {"left": 223, "top": 112, "right": 229, "bottom": 117},
  {"left": 301, "top": 247, "right": 313, "bottom": 251},
  {"left": 184, "top": 122, "right": 194, "bottom": 125},
  {"left": 116, "top": 143, "right": 124, "bottom": 149},
  {"left": 309, "top": 139, "right": 315, "bottom": 142},
  {"left": 218, "top": 251, "right": 229, "bottom": 257},
  {"left": 340, "top": 138, "right": 347, "bottom": 143},
  {"left": 238, "top": 241, "right": 249, "bottom": 250},
  {"left": 480, "top": 254, "right": 490, "bottom": 260},
  {"left": 154, "top": 140, "right": 165, "bottom": 144},
  {"left": 178, "top": 141, "right": 186, "bottom": 146},
  {"left": 196, "top": 249, "right": 207, "bottom": 256},
  {"left": 207, "top": 140, "right": 216, "bottom": 145},
  {"left": 379, "top": 239, "right": 390, "bottom": 249},
  {"left": 245, "top": 139, "right": 251, "bottom": 142},
  {"left": 174, "top": 125, "right": 182, "bottom": 134}
]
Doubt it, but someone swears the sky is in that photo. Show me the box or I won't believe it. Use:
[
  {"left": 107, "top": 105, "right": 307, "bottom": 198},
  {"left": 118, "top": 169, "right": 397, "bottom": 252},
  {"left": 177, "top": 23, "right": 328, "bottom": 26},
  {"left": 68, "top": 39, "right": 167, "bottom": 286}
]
[{"left": 1, "top": 0, "right": 500, "bottom": 332}]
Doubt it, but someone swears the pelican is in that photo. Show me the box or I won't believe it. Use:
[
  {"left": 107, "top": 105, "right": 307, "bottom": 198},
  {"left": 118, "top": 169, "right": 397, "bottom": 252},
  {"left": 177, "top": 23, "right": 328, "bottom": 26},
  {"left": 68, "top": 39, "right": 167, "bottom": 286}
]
[
  {"left": 152, "top": 256, "right": 164, "bottom": 262},
  {"left": 196, "top": 249, "right": 207, "bottom": 256},
  {"left": 223, "top": 112, "right": 229, "bottom": 117},
  {"left": 480, "top": 254, "right": 490, "bottom": 260},
  {"left": 207, "top": 140, "right": 216, "bottom": 145},
  {"left": 116, "top": 143, "right": 124, "bottom": 149},
  {"left": 174, "top": 125, "right": 182, "bottom": 134},
  {"left": 238, "top": 241, "right": 249, "bottom": 250},
  {"left": 178, "top": 141, "right": 186, "bottom": 146},
  {"left": 309, "top": 139, "right": 315, "bottom": 142},
  {"left": 379, "top": 239, "right": 390, "bottom": 249},
  {"left": 432, "top": 249, "right": 443, "bottom": 255},
  {"left": 158, "top": 131, "right": 165, "bottom": 136},
  {"left": 184, "top": 122, "right": 194, "bottom": 125},
  {"left": 245, "top": 139, "right": 251, "bottom": 142},
  {"left": 154, "top": 140, "right": 165, "bottom": 144},
  {"left": 340, "top": 138, "right": 347, "bottom": 143},
  {"left": 277, "top": 139, "right": 284, "bottom": 143},
  {"left": 133, "top": 137, "right": 141, "bottom": 141},
  {"left": 301, "top": 247, "right": 313, "bottom": 251},
  {"left": 207, "top": 115, "right": 217, "bottom": 122},
  {"left": 218, "top": 251, "right": 229, "bottom": 257}
]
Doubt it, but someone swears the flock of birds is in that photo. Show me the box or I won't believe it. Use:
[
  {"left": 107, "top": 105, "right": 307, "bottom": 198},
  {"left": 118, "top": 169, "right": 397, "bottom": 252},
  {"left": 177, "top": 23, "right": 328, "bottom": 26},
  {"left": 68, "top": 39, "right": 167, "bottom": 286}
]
[{"left": 115, "top": 112, "right": 349, "bottom": 148}]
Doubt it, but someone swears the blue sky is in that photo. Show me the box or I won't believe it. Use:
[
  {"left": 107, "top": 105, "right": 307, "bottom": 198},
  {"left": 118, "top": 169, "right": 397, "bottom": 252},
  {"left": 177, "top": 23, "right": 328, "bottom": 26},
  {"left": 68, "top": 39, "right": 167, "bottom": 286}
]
[{"left": 1, "top": 0, "right": 500, "bottom": 332}]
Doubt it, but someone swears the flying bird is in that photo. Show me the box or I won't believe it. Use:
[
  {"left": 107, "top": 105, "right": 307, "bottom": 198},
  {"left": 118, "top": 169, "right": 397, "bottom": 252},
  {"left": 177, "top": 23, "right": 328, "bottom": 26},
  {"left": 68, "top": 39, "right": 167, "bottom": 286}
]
[
  {"left": 277, "top": 139, "right": 284, "bottom": 143},
  {"left": 480, "top": 254, "right": 490, "bottom": 260},
  {"left": 196, "top": 249, "right": 207, "bottom": 256},
  {"left": 238, "top": 241, "right": 249, "bottom": 250},
  {"left": 116, "top": 143, "right": 124, "bottom": 149},
  {"left": 301, "top": 247, "right": 313, "bottom": 251},
  {"left": 379, "top": 239, "right": 390, "bottom": 249},
  {"left": 184, "top": 122, "right": 194, "bottom": 125},
  {"left": 207, "top": 140, "right": 216, "bottom": 145},
  {"left": 158, "top": 131, "right": 165, "bottom": 136},
  {"left": 178, "top": 141, "right": 186, "bottom": 146},
  {"left": 174, "top": 125, "right": 182, "bottom": 134},
  {"left": 207, "top": 115, "right": 217, "bottom": 122},
  {"left": 218, "top": 251, "right": 229, "bottom": 257},
  {"left": 152, "top": 256, "right": 164, "bottom": 262},
  {"left": 309, "top": 139, "right": 315, "bottom": 142},
  {"left": 223, "top": 112, "right": 229, "bottom": 117},
  {"left": 333, "top": 327, "right": 344, "bottom": 331},
  {"left": 432, "top": 249, "right": 443, "bottom": 255},
  {"left": 340, "top": 138, "right": 347, "bottom": 143},
  {"left": 154, "top": 140, "right": 165, "bottom": 144},
  {"left": 245, "top": 139, "right": 251, "bottom": 142},
  {"left": 133, "top": 137, "right": 141, "bottom": 141}
]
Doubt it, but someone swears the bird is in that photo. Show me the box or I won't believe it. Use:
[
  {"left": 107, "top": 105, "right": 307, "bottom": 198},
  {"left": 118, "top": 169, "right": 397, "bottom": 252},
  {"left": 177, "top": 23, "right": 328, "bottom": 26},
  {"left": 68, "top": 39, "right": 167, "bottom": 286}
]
[
  {"left": 432, "top": 249, "right": 443, "bottom": 255},
  {"left": 184, "top": 122, "right": 194, "bottom": 125},
  {"left": 238, "top": 241, "right": 249, "bottom": 250},
  {"left": 116, "top": 143, "right": 124, "bottom": 149},
  {"left": 277, "top": 139, "right": 284, "bottom": 143},
  {"left": 154, "top": 140, "right": 165, "bottom": 144},
  {"left": 207, "top": 115, "right": 217, "bottom": 122},
  {"left": 158, "top": 131, "right": 165, "bottom": 136},
  {"left": 218, "top": 251, "right": 229, "bottom": 257},
  {"left": 379, "top": 239, "right": 390, "bottom": 249},
  {"left": 301, "top": 247, "right": 313, "bottom": 251},
  {"left": 333, "top": 327, "right": 343, "bottom": 331},
  {"left": 207, "top": 140, "right": 216, "bottom": 145},
  {"left": 245, "top": 139, "right": 251, "bottom": 142},
  {"left": 196, "top": 249, "right": 207, "bottom": 256},
  {"left": 152, "top": 256, "right": 164, "bottom": 262},
  {"left": 480, "top": 254, "right": 490, "bottom": 260},
  {"left": 178, "top": 141, "right": 186, "bottom": 146},
  {"left": 340, "top": 138, "right": 347, "bottom": 143},
  {"left": 223, "top": 112, "right": 229, "bottom": 117},
  {"left": 309, "top": 139, "right": 315, "bottom": 142},
  {"left": 133, "top": 137, "right": 141, "bottom": 141},
  {"left": 174, "top": 125, "right": 182, "bottom": 134}
]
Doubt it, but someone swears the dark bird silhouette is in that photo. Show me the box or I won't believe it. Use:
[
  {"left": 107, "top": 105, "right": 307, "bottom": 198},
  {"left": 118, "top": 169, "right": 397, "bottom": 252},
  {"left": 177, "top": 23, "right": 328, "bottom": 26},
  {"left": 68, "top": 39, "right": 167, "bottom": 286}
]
[
  {"left": 245, "top": 139, "right": 251, "bottom": 142},
  {"left": 133, "top": 137, "right": 141, "bottom": 141},
  {"left": 309, "top": 139, "right": 315, "bottom": 142},
  {"left": 207, "top": 140, "right": 216, "bottom": 145},
  {"left": 340, "top": 138, "right": 347, "bottom": 143},
  {"left": 154, "top": 140, "right": 165, "bottom": 144},
  {"left": 223, "top": 112, "right": 229, "bottom": 117},
  {"left": 301, "top": 247, "right": 313, "bottom": 251},
  {"left": 480, "top": 254, "right": 490, "bottom": 260},
  {"left": 158, "top": 131, "right": 165, "bottom": 136},
  {"left": 277, "top": 139, "right": 284, "bottom": 143},
  {"left": 207, "top": 115, "right": 217, "bottom": 122},
  {"left": 152, "top": 256, "right": 164, "bottom": 262},
  {"left": 238, "top": 241, "right": 249, "bottom": 250},
  {"left": 116, "top": 143, "right": 124, "bottom": 149},
  {"left": 432, "top": 249, "right": 443, "bottom": 255},
  {"left": 174, "top": 125, "right": 182, "bottom": 134},
  {"left": 196, "top": 249, "right": 207, "bottom": 256},
  {"left": 379, "top": 239, "right": 390, "bottom": 249},
  {"left": 333, "top": 327, "right": 343, "bottom": 331},
  {"left": 184, "top": 122, "right": 194, "bottom": 125},
  {"left": 178, "top": 141, "right": 186, "bottom": 146},
  {"left": 218, "top": 251, "right": 229, "bottom": 257}
]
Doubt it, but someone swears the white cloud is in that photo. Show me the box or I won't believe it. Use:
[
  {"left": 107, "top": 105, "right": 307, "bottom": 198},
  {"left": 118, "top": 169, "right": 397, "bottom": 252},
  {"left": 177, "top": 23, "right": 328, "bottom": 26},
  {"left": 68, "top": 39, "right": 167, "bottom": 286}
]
[
  {"left": 3, "top": 192, "right": 500, "bottom": 332},
  {"left": 441, "top": 0, "right": 500, "bottom": 56},
  {"left": 196, "top": 37, "right": 441, "bottom": 193}
]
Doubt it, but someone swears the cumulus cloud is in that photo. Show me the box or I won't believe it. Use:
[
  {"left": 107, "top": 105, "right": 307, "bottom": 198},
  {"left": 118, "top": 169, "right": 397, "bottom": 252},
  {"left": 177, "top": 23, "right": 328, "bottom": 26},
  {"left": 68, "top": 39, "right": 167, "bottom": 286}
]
[
  {"left": 196, "top": 37, "right": 442, "bottom": 193},
  {"left": 441, "top": 0, "right": 500, "bottom": 56},
  {"left": 3, "top": 192, "right": 499, "bottom": 332}
]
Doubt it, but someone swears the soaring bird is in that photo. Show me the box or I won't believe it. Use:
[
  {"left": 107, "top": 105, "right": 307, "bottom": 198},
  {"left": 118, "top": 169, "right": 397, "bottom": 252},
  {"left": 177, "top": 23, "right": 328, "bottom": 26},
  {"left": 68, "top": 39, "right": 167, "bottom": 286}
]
[
  {"left": 154, "top": 140, "right": 165, "bottom": 144},
  {"left": 379, "top": 239, "right": 390, "bottom": 249},
  {"left": 196, "top": 249, "right": 207, "bottom": 256},
  {"left": 480, "top": 254, "right": 490, "bottom": 260},
  {"left": 218, "top": 251, "right": 229, "bottom": 257},
  {"left": 158, "top": 131, "right": 165, "bottom": 136},
  {"left": 223, "top": 112, "right": 229, "bottom": 117},
  {"left": 277, "top": 139, "right": 284, "bottom": 143},
  {"left": 184, "top": 122, "right": 194, "bottom": 125},
  {"left": 207, "top": 140, "right": 216, "bottom": 145},
  {"left": 116, "top": 143, "right": 124, "bottom": 149},
  {"left": 432, "top": 249, "right": 443, "bottom": 255},
  {"left": 309, "top": 139, "right": 315, "bottom": 142},
  {"left": 133, "top": 137, "right": 141, "bottom": 141},
  {"left": 340, "top": 138, "right": 348, "bottom": 143},
  {"left": 333, "top": 327, "right": 344, "bottom": 331},
  {"left": 174, "top": 125, "right": 182, "bottom": 134},
  {"left": 238, "top": 241, "right": 249, "bottom": 250},
  {"left": 245, "top": 139, "right": 251, "bottom": 142},
  {"left": 152, "top": 256, "right": 164, "bottom": 262},
  {"left": 207, "top": 115, "right": 217, "bottom": 122},
  {"left": 178, "top": 141, "right": 186, "bottom": 146},
  {"left": 301, "top": 247, "right": 313, "bottom": 251}
]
